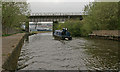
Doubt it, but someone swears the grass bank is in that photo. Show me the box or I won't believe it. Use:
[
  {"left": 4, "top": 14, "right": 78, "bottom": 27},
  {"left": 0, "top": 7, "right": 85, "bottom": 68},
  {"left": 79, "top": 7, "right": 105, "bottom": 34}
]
[
  {"left": 2, "top": 31, "right": 25, "bottom": 37},
  {"left": 30, "top": 31, "right": 52, "bottom": 34}
]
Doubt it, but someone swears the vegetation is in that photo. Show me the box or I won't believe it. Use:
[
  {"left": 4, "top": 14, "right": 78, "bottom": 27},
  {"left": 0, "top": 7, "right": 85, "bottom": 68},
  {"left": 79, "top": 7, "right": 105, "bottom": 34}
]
[
  {"left": 57, "top": 19, "right": 83, "bottom": 37},
  {"left": 56, "top": 2, "right": 119, "bottom": 36},
  {"left": 2, "top": 31, "right": 24, "bottom": 37},
  {"left": 82, "top": 2, "right": 119, "bottom": 36},
  {"left": 30, "top": 31, "right": 52, "bottom": 34},
  {"left": 0, "top": 1, "right": 2, "bottom": 36},
  {"left": 0, "top": 1, "right": 1, "bottom": 16},
  {"left": 2, "top": 2, "right": 30, "bottom": 35},
  {"left": 118, "top": 1, "right": 120, "bottom": 29}
]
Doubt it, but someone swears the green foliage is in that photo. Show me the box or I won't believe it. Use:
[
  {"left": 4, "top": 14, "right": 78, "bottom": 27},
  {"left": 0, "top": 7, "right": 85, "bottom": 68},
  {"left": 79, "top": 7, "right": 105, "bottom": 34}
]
[
  {"left": 56, "top": 2, "right": 119, "bottom": 37},
  {"left": 2, "top": 2, "right": 30, "bottom": 34},
  {"left": 0, "top": 0, "right": 1, "bottom": 20},
  {"left": 57, "top": 19, "right": 83, "bottom": 37},
  {"left": 82, "top": 2, "right": 119, "bottom": 35},
  {"left": 2, "top": 31, "right": 24, "bottom": 37},
  {"left": 118, "top": 1, "right": 120, "bottom": 30}
]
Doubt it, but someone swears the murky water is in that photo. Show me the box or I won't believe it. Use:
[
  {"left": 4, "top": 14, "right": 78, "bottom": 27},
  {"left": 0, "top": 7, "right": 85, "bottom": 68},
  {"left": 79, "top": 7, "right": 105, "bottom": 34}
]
[{"left": 17, "top": 32, "right": 119, "bottom": 70}]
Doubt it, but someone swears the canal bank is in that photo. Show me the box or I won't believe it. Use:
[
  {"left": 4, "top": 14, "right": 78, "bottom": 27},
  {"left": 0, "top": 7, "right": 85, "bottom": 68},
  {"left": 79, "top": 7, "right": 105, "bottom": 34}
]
[
  {"left": 2, "top": 31, "right": 51, "bottom": 71},
  {"left": 89, "top": 30, "right": 120, "bottom": 41},
  {"left": 2, "top": 33, "right": 28, "bottom": 70}
]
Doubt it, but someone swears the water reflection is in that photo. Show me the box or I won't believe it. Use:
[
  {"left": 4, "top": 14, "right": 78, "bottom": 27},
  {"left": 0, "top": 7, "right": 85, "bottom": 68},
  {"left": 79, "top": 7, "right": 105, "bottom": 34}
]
[{"left": 83, "top": 38, "right": 119, "bottom": 70}]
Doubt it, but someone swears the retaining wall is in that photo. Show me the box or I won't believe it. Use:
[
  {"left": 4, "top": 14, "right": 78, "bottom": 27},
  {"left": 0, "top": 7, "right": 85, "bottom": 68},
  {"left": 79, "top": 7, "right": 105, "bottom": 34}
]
[
  {"left": 89, "top": 30, "right": 120, "bottom": 41},
  {"left": 2, "top": 33, "right": 28, "bottom": 71}
]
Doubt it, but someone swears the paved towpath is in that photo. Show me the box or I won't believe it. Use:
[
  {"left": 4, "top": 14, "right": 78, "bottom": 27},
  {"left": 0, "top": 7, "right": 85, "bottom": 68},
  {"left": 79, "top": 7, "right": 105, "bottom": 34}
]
[{"left": 2, "top": 33, "right": 25, "bottom": 65}]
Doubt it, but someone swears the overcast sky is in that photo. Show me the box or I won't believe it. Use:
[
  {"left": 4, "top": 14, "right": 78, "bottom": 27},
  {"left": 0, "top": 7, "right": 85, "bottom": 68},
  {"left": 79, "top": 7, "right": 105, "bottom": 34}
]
[{"left": 27, "top": 0, "right": 95, "bottom": 13}]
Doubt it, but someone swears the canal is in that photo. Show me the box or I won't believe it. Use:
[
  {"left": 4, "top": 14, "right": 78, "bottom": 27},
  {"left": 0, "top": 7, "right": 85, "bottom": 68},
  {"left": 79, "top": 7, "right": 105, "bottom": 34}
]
[{"left": 17, "top": 32, "right": 119, "bottom": 70}]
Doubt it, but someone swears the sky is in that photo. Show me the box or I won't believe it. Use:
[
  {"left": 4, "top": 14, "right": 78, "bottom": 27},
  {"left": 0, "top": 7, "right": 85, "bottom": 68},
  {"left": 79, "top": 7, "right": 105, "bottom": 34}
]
[
  {"left": 29, "top": 2, "right": 90, "bottom": 13},
  {"left": 27, "top": 0, "right": 95, "bottom": 13}
]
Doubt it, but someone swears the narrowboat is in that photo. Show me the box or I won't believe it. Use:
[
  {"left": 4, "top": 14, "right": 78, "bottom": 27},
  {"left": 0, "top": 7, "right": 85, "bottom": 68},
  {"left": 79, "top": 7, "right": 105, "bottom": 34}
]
[{"left": 53, "top": 28, "right": 72, "bottom": 40}]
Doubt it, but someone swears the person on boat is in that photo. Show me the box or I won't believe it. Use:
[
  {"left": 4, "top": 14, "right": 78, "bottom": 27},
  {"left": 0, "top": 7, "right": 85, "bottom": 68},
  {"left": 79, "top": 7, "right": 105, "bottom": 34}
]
[{"left": 62, "top": 28, "right": 66, "bottom": 35}]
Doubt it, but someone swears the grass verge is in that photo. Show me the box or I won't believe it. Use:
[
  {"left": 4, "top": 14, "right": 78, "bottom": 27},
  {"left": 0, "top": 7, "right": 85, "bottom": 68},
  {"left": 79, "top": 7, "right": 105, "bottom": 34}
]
[{"left": 2, "top": 31, "right": 25, "bottom": 37}]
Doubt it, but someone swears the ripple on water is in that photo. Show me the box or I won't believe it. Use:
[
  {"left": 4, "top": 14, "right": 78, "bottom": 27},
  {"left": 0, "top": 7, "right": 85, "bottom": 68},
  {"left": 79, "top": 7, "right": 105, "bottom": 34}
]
[{"left": 17, "top": 32, "right": 119, "bottom": 70}]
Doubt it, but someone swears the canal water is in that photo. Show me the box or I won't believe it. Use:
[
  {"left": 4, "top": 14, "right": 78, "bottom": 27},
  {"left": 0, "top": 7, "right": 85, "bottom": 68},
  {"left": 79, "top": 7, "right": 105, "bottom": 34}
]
[{"left": 17, "top": 32, "right": 119, "bottom": 70}]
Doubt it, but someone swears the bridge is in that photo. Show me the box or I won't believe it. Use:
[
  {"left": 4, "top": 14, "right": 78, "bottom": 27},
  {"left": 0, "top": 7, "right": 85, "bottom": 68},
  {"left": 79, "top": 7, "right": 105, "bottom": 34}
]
[
  {"left": 25, "top": 12, "right": 87, "bottom": 32},
  {"left": 29, "top": 12, "right": 86, "bottom": 22}
]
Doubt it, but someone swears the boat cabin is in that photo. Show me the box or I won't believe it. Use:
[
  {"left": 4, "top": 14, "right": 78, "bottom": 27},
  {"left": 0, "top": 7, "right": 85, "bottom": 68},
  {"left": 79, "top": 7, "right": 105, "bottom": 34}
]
[{"left": 54, "top": 29, "right": 72, "bottom": 40}]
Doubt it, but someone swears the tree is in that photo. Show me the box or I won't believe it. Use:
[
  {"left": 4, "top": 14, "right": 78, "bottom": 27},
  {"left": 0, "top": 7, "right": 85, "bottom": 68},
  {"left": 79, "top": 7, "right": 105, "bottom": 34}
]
[
  {"left": 0, "top": 0, "right": 1, "bottom": 35},
  {"left": 82, "top": 2, "right": 119, "bottom": 35},
  {"left": 2, "top": 2, "right": 30, "bottom": 34},
  {"left": 118, "top": 1, "right": 120, "bottom": 29}
]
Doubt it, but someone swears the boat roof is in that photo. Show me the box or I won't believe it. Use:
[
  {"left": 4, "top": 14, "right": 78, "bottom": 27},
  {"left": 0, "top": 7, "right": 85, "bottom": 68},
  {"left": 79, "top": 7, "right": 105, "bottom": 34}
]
[{"left": 55, "top": 30, "right": 62, "bottom": 32}]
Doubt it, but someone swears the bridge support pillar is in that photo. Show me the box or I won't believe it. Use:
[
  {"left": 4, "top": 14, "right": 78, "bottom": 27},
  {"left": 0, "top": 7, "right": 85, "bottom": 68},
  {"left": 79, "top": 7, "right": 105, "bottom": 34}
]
[
  {"left": 53, "top": 21, "right": 58, "bottom": 36},
  {"left": 25, "top": 21, "right": 29, "bottom": 33}
]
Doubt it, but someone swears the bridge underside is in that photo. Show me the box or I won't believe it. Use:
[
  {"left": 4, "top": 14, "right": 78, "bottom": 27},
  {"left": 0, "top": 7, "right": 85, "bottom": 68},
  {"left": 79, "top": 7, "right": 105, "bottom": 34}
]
[{"left": 29, "top": 15, "right": 83, "bottom": 22}]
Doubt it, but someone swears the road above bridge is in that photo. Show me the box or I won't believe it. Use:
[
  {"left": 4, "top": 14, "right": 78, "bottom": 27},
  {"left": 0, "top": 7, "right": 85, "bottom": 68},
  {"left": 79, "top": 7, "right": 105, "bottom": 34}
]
[{"left": 17, "top": 32, "right": 119, "bottom": 70}]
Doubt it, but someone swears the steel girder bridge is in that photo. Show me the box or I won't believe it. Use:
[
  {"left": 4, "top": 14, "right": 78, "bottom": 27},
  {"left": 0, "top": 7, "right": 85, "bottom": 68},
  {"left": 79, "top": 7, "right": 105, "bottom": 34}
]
[{"left": 29, "top": 12, "right": 86, "bottom": 22}]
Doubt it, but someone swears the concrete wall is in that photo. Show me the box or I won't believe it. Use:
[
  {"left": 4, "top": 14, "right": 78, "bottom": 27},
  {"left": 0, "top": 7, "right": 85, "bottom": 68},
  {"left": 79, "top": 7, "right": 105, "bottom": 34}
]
[
  {"left": 2, "top": 34, "right": 28, "bottom": 70},
  {"left": 89, "top": 30, "right": 120, "bottom": 41},
  {"left": 92, "top": 30, "right": 120, "bottom": 36}
]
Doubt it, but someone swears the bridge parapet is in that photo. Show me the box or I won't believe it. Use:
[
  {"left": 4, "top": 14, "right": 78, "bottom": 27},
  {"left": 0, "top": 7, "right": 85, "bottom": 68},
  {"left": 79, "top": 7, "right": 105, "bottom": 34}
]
[
  {"left": 30, "top": 12, "right": 87, "bottom": 16},
  {"left": 29, "top": 12, "right": 87, "bottom": 22}
]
